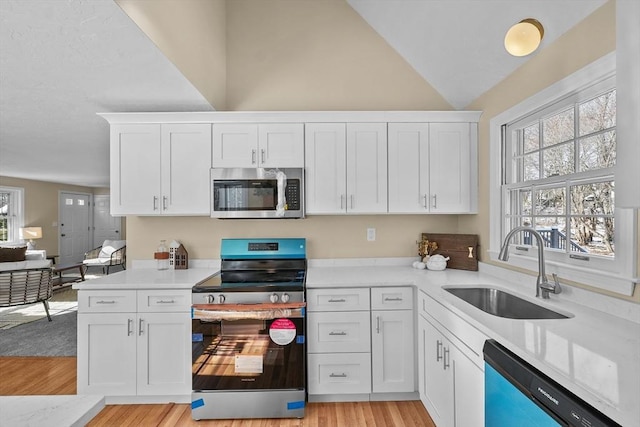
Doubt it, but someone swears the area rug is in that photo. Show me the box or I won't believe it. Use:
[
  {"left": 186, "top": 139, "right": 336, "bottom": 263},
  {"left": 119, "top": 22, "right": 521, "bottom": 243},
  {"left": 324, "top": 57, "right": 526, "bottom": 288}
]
[{"left": 0, "top": 286, "right": 78, "bottom": 330}]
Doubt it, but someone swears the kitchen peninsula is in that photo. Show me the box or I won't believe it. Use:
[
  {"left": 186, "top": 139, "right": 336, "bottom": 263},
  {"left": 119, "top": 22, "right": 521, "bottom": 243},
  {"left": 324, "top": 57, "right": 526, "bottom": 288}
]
[{"left": 73, "top": 268, "right": 217, "bottom": 404}]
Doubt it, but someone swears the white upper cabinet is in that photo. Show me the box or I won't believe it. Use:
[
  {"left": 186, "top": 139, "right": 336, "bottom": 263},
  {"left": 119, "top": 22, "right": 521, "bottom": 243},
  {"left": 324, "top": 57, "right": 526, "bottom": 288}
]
[
  {"left": 212, "top": 123, "right": 304, "bottom": 168},
  {"left": 429, "top": 122, "right": 474, "bottom": 213},
  {"left": 347, "top": 123, "right": 388, "bottom": 214},
  {"left": 388, "top": 123, "right": 429, "bottom": 213},
  {"left": 305, "top": 123, "right": 387, "bottom": 214},
  {"left": 110, "top": 123, "right": 212, "bottom": 216},
  {"left": 305, "top": 123, "right": 347, "bottom": 214},
  {"left": 388, "top": 122, "right": 476, "bottom": 214}
]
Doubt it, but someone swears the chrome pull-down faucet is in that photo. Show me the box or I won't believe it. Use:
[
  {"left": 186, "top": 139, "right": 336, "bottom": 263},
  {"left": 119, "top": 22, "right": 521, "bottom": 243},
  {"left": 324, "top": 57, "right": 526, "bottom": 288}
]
[{"left": 498, "top": 226, "right": 561, "bottom": 299}]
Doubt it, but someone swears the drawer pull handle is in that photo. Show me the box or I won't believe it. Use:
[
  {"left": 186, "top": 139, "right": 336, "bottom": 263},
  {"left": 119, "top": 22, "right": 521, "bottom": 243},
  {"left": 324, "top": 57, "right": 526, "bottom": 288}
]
[
  {"left": 329, "top": 373, "right": 347, "bottom": 378},
  {"left": 384, "top": 297, "right": 403, "bottom": 302},
  {"left": 329, "top": 331, "right": 347, "bottom": 336},
  {"left": 376, "top": 316, "right": 380, "bottom": 334},
  {"left": 156, "top": 299, "right": 176, "bottom": 304},
  {"left": 328, "top": 298, "right": 346, "bottom": 303},
  {"left": 96, "top": 300, "right": 116, "bottom": 304},
  {"left": 443, "top": 347, "right": 450, "bottom": 370},
  {"left": 139, "top": 318, "right": 144, "bottom": 336},
  {"left": 127, "top": 318, "right": 133, "bottom": 336},
  {"left": 436, "top": 340, "right": 443, "bottom": 361}
]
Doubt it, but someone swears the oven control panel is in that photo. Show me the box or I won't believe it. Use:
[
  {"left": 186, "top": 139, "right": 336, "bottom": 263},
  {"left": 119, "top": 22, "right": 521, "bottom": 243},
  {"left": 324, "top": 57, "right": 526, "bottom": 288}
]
[{"left": 192, "top": 291, "right": 304, "bottom": 305}]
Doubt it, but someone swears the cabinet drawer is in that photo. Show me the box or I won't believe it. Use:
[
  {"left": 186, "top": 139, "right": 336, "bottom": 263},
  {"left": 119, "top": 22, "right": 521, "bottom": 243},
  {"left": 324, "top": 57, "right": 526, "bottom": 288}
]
[
  {"left": 308, "top": 353, "right": 371, "bottom": 395},
  {"left": 308, "top": 311, "right": 371, "bottom": 353},
  {"left": 419, "top": 290, "right": 488, "bottom": 367},
  {"left": 307, "top": 288, "right": 370, "bottom": 312},
  {"left": 137, "top": 290, "right": 191, "bottom": 312},
  {"left": 371, "top": 286, "right": 413, "bottom": 310},
  {"left": 78, "top": 290, "right": 137, "bottom": 313}
]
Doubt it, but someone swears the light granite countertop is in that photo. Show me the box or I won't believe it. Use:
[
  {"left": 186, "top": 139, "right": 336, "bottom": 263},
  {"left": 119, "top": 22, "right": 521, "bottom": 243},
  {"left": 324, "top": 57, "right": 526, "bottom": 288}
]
[
  {"left": 73, "top": 268, "right": 218, "bottom": 290},
  {"left": 0, "top": 395, "right": 105, "bottom": 427},
  {"left": 306, "top": 260, "right": 640, "bottom": 427}
]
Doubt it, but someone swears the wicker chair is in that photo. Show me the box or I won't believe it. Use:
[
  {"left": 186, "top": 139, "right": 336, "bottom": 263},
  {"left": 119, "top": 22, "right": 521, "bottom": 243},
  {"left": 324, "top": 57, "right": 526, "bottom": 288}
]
[
  {"left": 83, "top": 240, "right": 126, "bottom": 275},
  {"left": 0, "top": 267, "right": 54, "bottom": 321}
]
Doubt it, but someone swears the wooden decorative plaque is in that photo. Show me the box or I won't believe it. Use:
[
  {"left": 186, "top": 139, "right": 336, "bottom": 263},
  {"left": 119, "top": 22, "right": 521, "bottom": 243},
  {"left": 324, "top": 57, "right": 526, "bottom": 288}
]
[{"left": 421, "top": 233, "right": 480, "bottom": 271}]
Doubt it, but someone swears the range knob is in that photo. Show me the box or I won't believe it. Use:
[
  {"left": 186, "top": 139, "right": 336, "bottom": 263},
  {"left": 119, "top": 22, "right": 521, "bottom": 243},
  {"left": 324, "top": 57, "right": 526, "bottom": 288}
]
[
  {"left": 281, "top": 293, "right": 290, "bottom": 303},
  {"left": 270, "top": 293, "right": 279, "bottom": 303},
  {"left": 217, "top": 294, "right": 226, "bottom": 304}
]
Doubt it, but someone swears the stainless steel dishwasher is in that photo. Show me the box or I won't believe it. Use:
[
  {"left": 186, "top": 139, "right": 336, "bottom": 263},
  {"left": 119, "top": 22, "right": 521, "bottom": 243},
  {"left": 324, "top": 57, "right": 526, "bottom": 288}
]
[{"left": 483, "top": 340, "right": 620, "bottom": 427}]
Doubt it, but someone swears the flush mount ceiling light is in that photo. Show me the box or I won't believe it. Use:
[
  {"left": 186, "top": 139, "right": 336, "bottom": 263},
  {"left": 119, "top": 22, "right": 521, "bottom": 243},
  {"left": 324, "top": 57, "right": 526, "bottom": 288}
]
[{"left": 504, "top": 18, "right": 544, "bottom": 57}]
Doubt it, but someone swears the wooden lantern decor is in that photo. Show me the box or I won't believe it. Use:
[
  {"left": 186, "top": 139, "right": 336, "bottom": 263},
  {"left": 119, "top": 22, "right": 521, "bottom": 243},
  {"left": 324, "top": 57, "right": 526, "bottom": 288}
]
[{"left": 174, "top": 244, "right": 188, "bottom": 270}]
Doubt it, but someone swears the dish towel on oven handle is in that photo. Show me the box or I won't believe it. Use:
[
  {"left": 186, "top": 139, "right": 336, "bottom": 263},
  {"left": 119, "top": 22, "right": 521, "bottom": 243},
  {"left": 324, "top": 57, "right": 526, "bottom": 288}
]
[
  {"left": 193, "top": 307, "right": 305, "bottom": 321},
  {"left": 265, "top": 169, "right": 287, "bottom": 216}
]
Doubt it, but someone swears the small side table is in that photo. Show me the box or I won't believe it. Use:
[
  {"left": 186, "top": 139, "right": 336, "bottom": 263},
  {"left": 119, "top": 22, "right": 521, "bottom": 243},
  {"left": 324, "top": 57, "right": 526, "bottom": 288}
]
[
  {"left": 47, "top": 255, "right": 58, "bottom": 265},
  {"left": 52, "top": 262, "right": 86, "bottom": 286}
]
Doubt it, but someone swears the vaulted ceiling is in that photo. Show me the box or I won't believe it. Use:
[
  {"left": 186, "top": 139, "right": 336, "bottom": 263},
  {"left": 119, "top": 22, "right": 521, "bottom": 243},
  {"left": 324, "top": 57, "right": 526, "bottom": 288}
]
[{"left": 0, "top": 0, "right": 607, "bottom": 187}]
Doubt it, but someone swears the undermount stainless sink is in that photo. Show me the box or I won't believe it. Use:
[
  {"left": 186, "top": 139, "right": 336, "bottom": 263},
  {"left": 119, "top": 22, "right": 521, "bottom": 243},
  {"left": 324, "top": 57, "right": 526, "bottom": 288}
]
[{"left": 443, "top": 286, "right": 571, "bottom": 320}]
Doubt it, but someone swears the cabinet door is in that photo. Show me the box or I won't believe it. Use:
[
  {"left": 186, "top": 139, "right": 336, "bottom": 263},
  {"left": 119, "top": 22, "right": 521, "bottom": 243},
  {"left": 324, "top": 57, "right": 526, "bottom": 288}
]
[
  {"left": 110, "top": 124, "right": 161, "bottom": 215},
  {"left": 161, "top": 124, "right": 212, "bottom": 215},
  {"left": 77, "top": 313, "right": 137, "bottom": 396},
  {"left": 371, "top": 309, "right": 415, "bottom": 393},
  {"left": 428, "top": 123, "right": 471, "bottom": 213},
  {"left": 346, "top": 123, "right": 388, "bottom": 213},
  {"left": 212, "top": 123, "right": 258, "bottom": 167},
  {"left": 304, "top": 123, "right": 347, "bottom": 214},
  {"left": 388, "top": 123, "right": 430, "bottom": 213},
  {"left": 419, "top": 316, "right": 454, "bottom": 427},
  {"left": 136, "top": 312, "right": 192, "bottom": 396},
  {"left": 452, "top": 343, "right": 484, "bottom": 427},
  {"left": 258, "top": 123, "right": 304, "bottom": 167}
]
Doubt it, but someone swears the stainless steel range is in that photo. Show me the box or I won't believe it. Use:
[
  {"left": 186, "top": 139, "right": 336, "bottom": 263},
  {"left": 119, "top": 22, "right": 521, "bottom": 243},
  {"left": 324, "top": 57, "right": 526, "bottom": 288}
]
[{"left": 191, "top": 238, "right": 306, "bottom": 420}]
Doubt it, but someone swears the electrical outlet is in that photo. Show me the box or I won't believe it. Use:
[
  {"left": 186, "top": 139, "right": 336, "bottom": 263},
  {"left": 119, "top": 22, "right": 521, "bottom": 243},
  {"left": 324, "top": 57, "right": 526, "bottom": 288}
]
[{"left": 367, "top": 228, "right": 376, "bottom": 241}]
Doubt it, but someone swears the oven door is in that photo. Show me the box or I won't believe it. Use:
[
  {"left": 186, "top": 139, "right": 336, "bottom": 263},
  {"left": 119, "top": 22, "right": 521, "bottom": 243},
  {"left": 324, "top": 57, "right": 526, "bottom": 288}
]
[
  {"left": 210, "top": 168, "right": 303, "bottom": 218},
  {"left": 192, "top": 304, "right": 305, "bottom": 391}
]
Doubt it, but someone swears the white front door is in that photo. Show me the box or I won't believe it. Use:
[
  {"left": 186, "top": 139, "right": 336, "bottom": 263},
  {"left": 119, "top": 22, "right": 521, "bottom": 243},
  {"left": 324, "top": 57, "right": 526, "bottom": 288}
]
[
  {"left": 59, "top": 192, "right": 92, "bottom": 265},
  {"left": 93, "top": 195, "right": 122, "bottom": 247}
]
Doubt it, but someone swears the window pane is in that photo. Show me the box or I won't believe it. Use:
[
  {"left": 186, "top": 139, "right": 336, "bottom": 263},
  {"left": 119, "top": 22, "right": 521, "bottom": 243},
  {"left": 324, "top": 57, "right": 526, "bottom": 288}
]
[
  {"left": 532, "top": 217, "right": 567, "bottom": 251},
  {"left": 520, "top": 190, "right": 532, "bottom": 215},
  {"left": 543, "top": 108, "right": 574, "bottom": 146},
  {"left": 570, "top": 216, "right": 614, "bottom": 257},
  {"left": 523, "top": 124, "right": 539, "bottom": 153},
  {"left": 543, "top": 144, "right": 574, "bottom": 178},
  {"left": 523, "top": 153, "right": 539, "bottom": 181},
  {"left": 535, "top": 187, "right": 565, "bottom": 215},
  {"left": 579, "top": 90, "right": 616, "bottom": 136},
  {"left": 579, "top": 131, "right": 616, "bottom": 171},
  {"left": 570, "top": 181, "right": 615, "bottom": 215}
]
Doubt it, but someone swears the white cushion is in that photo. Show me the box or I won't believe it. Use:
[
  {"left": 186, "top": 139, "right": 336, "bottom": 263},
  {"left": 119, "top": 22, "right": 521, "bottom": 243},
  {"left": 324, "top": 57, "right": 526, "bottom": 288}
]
[
  {"left": 83, "top": 258, "right": 111, "bottom": 266},
  {"left": 97, "top": 240, "right": 126, "bottom": 259},
  {"left": 25, "top": 250, "right": 47, "bottom": 260},
  {"left": 0, "top": 259, "right": 52, "bottom": 272}
]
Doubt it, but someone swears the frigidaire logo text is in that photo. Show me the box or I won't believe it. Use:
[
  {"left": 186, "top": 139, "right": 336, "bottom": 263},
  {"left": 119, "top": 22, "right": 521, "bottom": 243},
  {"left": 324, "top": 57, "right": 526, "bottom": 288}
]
[{"left": 538, "top": 386, "right": 559, "bottom": 406}]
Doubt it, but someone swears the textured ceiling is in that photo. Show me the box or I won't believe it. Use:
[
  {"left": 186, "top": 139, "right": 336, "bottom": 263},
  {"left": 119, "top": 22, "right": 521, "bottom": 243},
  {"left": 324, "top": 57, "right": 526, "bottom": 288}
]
[
  {"left": 0, "top": 0, "right": 607, "bottom": 187},
  {"left": 0, "top": 0, "right": 212, "bottom": 187},
  {"left": 348, "top": 0, "right": 607, "bottom": 110}
]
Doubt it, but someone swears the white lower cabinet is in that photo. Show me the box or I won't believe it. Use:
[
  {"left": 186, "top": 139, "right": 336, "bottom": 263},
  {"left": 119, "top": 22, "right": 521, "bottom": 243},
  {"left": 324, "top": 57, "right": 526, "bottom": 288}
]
[
  {"left": 307, "top": 286, "right": 415, "bottom": 401},
  {"left": 418, "top": 290, "right": 485, "bottom": 427},
  {"left": 77, "top": 289, "right": 191, "bottom": 402}
]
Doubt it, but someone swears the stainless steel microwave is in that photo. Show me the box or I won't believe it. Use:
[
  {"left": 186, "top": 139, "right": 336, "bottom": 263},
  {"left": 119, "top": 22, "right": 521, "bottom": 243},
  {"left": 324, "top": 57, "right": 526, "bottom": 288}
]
[{"left": 210, "top": 168, "right": 304, "bottom": 219}]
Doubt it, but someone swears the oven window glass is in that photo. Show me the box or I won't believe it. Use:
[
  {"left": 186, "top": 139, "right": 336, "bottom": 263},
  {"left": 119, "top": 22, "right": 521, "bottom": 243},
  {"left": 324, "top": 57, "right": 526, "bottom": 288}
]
[
  {"left": 192, "top": 317, "right": 305, "bottom": 391},
  {"left": 214, "top": 180, "right": 277, "bottom": 211}
]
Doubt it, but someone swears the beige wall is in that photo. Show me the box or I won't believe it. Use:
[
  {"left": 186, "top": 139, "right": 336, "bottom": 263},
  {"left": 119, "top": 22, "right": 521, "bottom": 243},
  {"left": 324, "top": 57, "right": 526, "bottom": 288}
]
[
  {"left": 119, "top": 1, "right": 637, "bottom": 301},
  {"left": 0, "top": 175, "right": 109, "bottom": 256},
  {"left": 463, "top": 1, "right": 639, "bottom": 302}
]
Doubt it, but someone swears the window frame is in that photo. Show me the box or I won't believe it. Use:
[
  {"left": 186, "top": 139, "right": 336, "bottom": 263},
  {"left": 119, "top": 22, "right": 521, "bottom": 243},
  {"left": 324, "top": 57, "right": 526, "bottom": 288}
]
[
  {"left": 489, "top": 52, "right": 637, "bottom": 296},
  {"left": 0, "top": 186, "right": 25, "bottom": 245}
]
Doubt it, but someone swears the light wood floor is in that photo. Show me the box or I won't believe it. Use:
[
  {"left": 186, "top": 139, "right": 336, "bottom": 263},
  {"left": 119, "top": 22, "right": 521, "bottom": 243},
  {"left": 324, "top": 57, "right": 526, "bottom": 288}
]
[{"left": 0, "top": 357, "right": 436, "bottom": 427}]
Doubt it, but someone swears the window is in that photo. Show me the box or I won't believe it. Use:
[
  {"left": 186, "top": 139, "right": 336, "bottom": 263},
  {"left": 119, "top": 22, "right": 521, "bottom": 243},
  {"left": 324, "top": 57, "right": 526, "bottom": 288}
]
[
  {"left": 489, "top": 53, "right": 636, "bottom": 296},
  {"left": 503, "top": 82, "right": 616, "bottom": 260},
  {"left": 0, "top": 186, "right": 25, "bottom": 244}
]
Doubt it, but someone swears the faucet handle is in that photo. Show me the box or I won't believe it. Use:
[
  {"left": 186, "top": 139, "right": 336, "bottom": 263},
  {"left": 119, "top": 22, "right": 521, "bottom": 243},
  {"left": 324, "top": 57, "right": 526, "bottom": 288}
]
[{"left": 551, "top": 273, "right": 561, "bottom": 294}]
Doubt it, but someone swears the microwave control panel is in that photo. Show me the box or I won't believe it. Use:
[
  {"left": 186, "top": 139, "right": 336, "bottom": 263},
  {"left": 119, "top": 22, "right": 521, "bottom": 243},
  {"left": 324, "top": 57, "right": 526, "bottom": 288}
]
[{"left": 286, "top": 179, "right": 301, "bottom": 210}]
